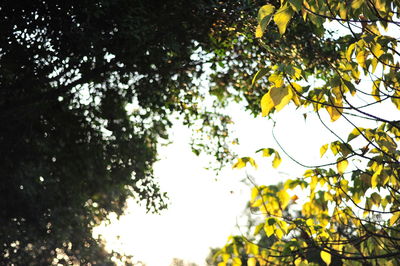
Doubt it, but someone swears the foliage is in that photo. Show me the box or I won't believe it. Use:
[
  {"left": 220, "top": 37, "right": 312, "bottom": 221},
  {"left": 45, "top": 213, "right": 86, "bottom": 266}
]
[
  {"left": 212, "top": 0, "right": 400, "bottom": 265},
  {"left": 0, "top": 0, "right": 265, "bottom": 264}
]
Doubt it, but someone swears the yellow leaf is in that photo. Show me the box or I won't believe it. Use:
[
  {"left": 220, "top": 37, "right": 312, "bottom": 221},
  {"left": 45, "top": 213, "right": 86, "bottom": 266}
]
[
  {"left": 257, "top": 4, "right": 275, "bottom": 36},
  {"left": 264, "top": 224, "right": 274, "bottom": 237},
  {"left": 356, "top": 50, "right": 367, "bottom": 69},
  {"left": 390, "top": 212, "right": 400, "bottom": 226},
  {"left": 275, "top": 228, "right": 284, "bottom": 239},
  {"left": 337, "top": 159, "right": 348, "bottom": 175},
  {"left": 326, "top": 98, "right": 343, "bottom": 122},
  {"left": 232, "top": 158, "right": 246, "bottom": 169},
  {"left": 372, "top": 80, "right": 381, "bottom": 101},
  {"left": 261, "top": 86, "right": 292, "bottom": 116},
  {"left": 320, "top": 251, "right": 331, "bottom": 265},
  {"left": 258, "top": 4, "right": 275, "bottom": 23},
  {"left": 392, "top": 91, "right": 400, "bottom": 110},
  {"left": 272, "top": 151, "right": 282, "bottom": 168},
  {"left": 351, "top": 0, "right": 364, "bottom": 9},
  {"left": 261, "top": 92, "right": 274, "bottom": 117},
  {"left": 273, "top": 4, "right": 294, "bottom": 35},
  {"left": 272, "top": 86, "right": 293, "bottom": 111},
  {"left": 268, "top": 73, "right": 284, "bottom": 88},
  {"left": 255, "top": 24, "right": 263, "bottom": 38},
  {"left": 346, "top": 43, "right": 356, "bottom": 61},
  {"left": 371, "top": 164, "right": 383, "bottom": 188},
  {"left": 320, "top": 144, "right": 328, "bottom": 157},
  {"left": 247, "top": 258, "right": 257, "bottom": 266}
]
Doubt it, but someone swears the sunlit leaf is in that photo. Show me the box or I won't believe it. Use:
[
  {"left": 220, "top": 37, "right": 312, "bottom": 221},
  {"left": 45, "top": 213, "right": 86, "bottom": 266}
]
[
  {"left": 390, "top": 212, "right": 400, "bottom": 226},
  {"left": 337, "top": 159, "right": 348, "bottom": 175},
  {"left": 320, "top": 251, "right": 331, "bottom": 265},
  {"left": 347, "top": 127, "right": 364, "bottom": 142},
  {"left": 320, "top": 144, "right": 328, "bottom": 157},
  {"left": 272, "top": 151, "right": 282, "bottom": 168},
  {"left": 351, "top": 0, "right": 364, "bottom": 9},
  {"left": 326, "top": 97, "right": 343, "bottom": 122},
  {"left": 247, "top": 257, "right": 257, "bottom": 266},
  {"left": 273, "top": 4, "right": 294, "bottom": 35},
  {"left": 257, "top": 4, "right": 275, "bottom": 36}
]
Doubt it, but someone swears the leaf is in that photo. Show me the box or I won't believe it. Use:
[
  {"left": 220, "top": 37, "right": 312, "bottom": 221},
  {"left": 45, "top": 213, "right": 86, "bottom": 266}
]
[
  {"left": 346, "top": 43, "right": 356, "bottom": 61},
  {"left": 255, "top": 25, "right": 263, "bottom": 38},
  {"left": 371, "top": 164, "right": 383, "bottom": 188},
  {"left": 337, "top": 159, "right": 348, "bottom": 175},
  {"left": 272, "top": 151, "right": 282, "bottom": 168},
  {"left": 390, "top": 212, "right": 400, "bottom": 226},
  {"left": 232, "top": 158, "right": 246, "bottom": 169},
  {"left": 252, "top": 68, "right": 269, "bottom": 86},
  {"left": 320, "top": 251, "right": 331, "bottom": 265},
  {"left": 232, "top": 157, "right": 258, "bottom": 169},
  {"left": 257, "top": 4, "right": 275, "bottom": 37},
  {"left": 347, "top": 127, "right": 364, "bottom": 142},
  {"left": 356, "top": 50, "right": 367, "bottom": 69},
  {"left": 288, "top": 0, "right": 302, "bottom": 12},
  {"left": 258, "top": 4, "right": 275, "bottom": 23},
  {"left": 273, "top": 4, "right": 294, "bottom": 35},
  {"left": 320, "top": 144, "right": 328, "bottom": 157},
  {"left": 264, "top": 224, "right": 275, "bottom": 237},
  {"left": 259, "top": 148, "right": 282, "bottom": 168},
  {"left": 391, "top": 90, "right": 400, "bottom": 110},
  {"left": 372, "top": 80, "right": 381, "bottom": 101},
  {"left": 261, "top": 86, "right": 293, "bottom": 116},
  {"left": 351, "top": 0, "right": 365, "bottom": 9},
  {"left": 268, "top": 73, "right": 284, "bottom": 88},
  {"left": 247, "top": 258, "right": 257, "bottom": 266},
  {"left": 326, "top": 97, "right": 343, "bottom": 121},
  {"left": 272, "top": 86, "right": 293, "bottom": 111}
]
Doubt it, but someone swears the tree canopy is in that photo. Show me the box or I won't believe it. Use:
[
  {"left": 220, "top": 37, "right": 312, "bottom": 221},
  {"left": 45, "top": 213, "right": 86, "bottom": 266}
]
[
  {"left": 0, "top": 0, "right": 261, "bottom": 264},
  {"left": 3, "top": 0, "right": 400, "bottom": 265},
  {"left": 211, "top": 0, "right": 400, "bottom": 265}
]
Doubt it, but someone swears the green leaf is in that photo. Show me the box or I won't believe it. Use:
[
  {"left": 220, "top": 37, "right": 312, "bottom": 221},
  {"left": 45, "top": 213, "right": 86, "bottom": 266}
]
[
  {"left": 320, "top": 251, "right": 331, "bottom": 265},
  {"left": 288, "top": 0, "right": 302, "bottom": 12},
  {"left": 252, "top": 68, "right": 269, "bottom": 86},
  {"left": 351, "top": 0, "right": 365, "bottom": 9},
  {"left": 273, "top": 4, "right": 294, "bottom": 35},
  {"left": 257, "top": 4, "right": 275, "bottom": 36},
  {"left": 347, "top": 127, "right": 364, "bottom": 142}
]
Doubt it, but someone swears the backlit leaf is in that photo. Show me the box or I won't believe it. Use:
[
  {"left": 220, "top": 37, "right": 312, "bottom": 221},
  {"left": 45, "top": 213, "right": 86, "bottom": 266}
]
[
  {"left": 252, "top": 68, "right": 269, "bottom": 86},
  {"left": 320, "top": 144, "right": 328, "bottom": 157},
  {"left": 274, "top": 4, "right": 294, "bottom": 35},
  {"left": 337, "top": 159, "right": 348, "bottom": 175},
  {"left": 390, "top": 212, "right": 400, "bottom": 226},
  {"left": 326, "top": 98, "right": 343, "bottom": 122}
]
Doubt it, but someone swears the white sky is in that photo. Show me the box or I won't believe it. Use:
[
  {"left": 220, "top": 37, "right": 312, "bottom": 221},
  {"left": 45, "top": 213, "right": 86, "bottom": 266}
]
[{"left": 93, "top": 100, "right": 355, "bottom": 265}]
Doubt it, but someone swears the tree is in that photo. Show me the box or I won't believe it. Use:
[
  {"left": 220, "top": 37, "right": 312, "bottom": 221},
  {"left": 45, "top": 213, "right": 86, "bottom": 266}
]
[
  {"left": 0, "top": 0, "right": 265, "bottom": 264},
  {"left": 211, "top": 0, "right": 400, "bottom": 265}
]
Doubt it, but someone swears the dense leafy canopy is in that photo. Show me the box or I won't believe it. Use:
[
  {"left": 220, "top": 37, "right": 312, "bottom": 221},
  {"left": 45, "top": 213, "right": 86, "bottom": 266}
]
[
  {"left": 211, "top": 0, "right": 400, "bottom": 265},
  {"left": 0, "top": 0, "right": 265, "bottom": 264}
]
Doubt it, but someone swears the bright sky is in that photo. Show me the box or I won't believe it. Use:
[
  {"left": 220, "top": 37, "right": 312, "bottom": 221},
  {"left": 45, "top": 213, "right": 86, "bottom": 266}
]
[{"left": 93, "top": 100, "right": 354, "bottom": 265}]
